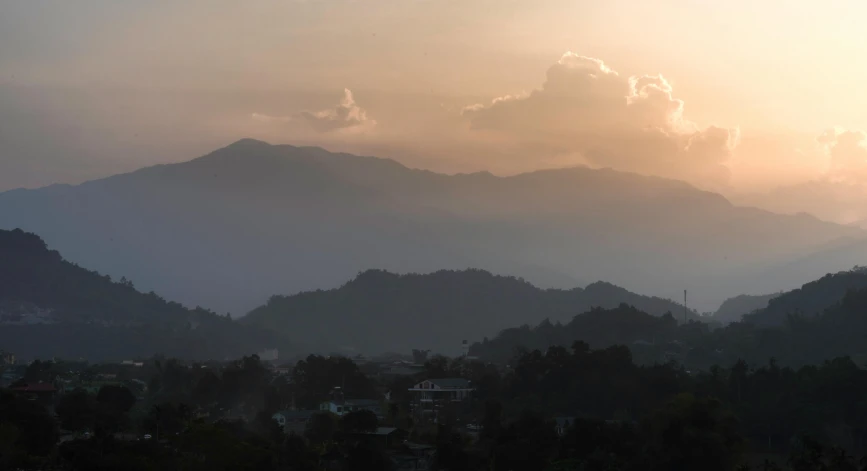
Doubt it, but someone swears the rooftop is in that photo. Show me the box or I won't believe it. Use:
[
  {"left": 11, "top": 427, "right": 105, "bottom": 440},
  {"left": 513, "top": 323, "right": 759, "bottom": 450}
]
[{"left": 417, "top": 378, "right": 472, "bottom": 389}]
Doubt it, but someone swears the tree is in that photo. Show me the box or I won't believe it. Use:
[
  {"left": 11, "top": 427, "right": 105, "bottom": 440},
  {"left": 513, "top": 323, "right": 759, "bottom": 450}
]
[
  {"left": 56, "top": 389, "right": 97, "bottom": 432},
  {"left": 481, "top": 399, "right": 503, "bottom": 440},
  {"left": 412, "top": 349, "right": 430, "bottom": 364},
  {"left": 96, "top": 385, "right": 136, "bottom": 414},
  {"left": 642, "top": 394, "right": 743, "bottom": 471},
  {"left": 0, "top": 389, "right": 57, "bottom": 457},
  {"left": 340, "top": 410, "right": 378, "bottom": 434},
  {"left": 305, "top": 412, "right": 338, "bottom": 445}
]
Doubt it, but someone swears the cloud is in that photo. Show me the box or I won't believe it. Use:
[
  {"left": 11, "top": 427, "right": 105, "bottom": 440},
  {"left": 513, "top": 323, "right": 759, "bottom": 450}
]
[
  {"left": 250, "top": 112, "right": 291, "bottom": 123},
  {"left": 818, "top": 127, "right": 867, "bottom": 181},
  {"left": 462, "top": 52, "right": 739, "bottom": 186},
  {"left": 300, "top": 88, "right": 375, "bottom": 132}
]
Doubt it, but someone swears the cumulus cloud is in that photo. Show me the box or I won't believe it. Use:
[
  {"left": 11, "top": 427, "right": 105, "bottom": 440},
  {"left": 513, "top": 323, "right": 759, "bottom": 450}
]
[
  {"left": 250, "top": 88, "right": 375, "bottom": 134},
  {"left": 818, "top": 127, "right": 867, "bottom": 182},
  {"left": 300, "top": 88, "right": 375, "bottom": 132},
  {"left": 462, "top": 52, "right": 739, "bottom": 186}
]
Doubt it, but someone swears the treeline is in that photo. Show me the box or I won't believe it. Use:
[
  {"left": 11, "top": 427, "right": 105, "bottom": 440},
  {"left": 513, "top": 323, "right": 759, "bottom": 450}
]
[{"left": 471, "top": 280, "right": 867, "bottom": 369}]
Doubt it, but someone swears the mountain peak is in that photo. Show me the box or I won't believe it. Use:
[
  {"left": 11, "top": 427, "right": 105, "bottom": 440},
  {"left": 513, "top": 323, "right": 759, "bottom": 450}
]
[{"left": 225, "top": 138, "right": 274, "bottom": 150}]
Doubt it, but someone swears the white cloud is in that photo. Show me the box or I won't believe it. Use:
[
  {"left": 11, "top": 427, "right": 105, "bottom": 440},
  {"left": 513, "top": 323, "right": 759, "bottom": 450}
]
[
  {"left": 300, "top": 88, "right": 375, "bottom": 132},
  {"left": 251, "top": 88, "right": 375, "bottom": 133},
  {"left": 462, "top": 52, "right": 739, "bottom": 186}
]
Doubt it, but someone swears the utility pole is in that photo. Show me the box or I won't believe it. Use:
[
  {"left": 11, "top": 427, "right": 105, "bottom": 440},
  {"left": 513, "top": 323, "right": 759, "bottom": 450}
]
[{"left": 683, "top": 289, "right": 688, "bottom": 323}]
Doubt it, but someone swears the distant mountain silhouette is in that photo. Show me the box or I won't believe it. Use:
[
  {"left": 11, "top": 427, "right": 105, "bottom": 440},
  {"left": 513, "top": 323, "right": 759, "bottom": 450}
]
[
  {"left": 0, "top": 138, "right": 863, "bottom": 314},
  {"left": 733, "top": 180, "right": 867, "bottom": 229},
  {"left": 0, "top": 229, "right": 284, "bottom": 362},
  {"left": 241, "top": 269, "right": 693, "bottom": 355},
  {"left": 711, "top": 293, "right": 781, "bottom": 324},
  {"left": 743, "top": 267, "right": 867, "bottom": 326}
]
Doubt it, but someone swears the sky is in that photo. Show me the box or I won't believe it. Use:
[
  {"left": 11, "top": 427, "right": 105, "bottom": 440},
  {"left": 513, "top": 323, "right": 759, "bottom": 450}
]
[{"left": 2, "top": 0, "right": 867, "bottom": 195}]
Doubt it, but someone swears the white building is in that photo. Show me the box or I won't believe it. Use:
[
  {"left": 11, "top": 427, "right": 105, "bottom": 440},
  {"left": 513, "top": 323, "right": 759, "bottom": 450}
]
[
  {"left": 408, "top": 378, "right": 474, "bottom": 420},
  {"left": 319, "top": 398, "right": 382, "bottom": 417}
]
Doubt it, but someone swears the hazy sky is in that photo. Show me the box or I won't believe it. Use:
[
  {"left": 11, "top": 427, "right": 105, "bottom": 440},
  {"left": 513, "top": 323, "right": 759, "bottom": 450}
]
[{"left": 2, "top": 0, "right": 867, "bottom": 193}]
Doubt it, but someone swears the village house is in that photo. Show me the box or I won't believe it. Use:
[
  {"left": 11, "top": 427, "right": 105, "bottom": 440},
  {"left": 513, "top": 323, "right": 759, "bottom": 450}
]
[
  {"left": 319, "top": 387, "right": 383, "bottom": 417},
  {"left": 407, "top": 378, "right": 473, "bottom": 421},
  {"left": 320, "top": 398, "right": 383, "bottom": 417}
]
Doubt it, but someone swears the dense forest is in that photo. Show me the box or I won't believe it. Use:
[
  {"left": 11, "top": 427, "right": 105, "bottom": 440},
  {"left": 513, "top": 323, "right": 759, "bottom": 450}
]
[
  {"left": 471, "top": 268, "right": 867, "bottom": 368},
  {"left": 242, "top": 269, "right": 696, "bottom": 355},
  {"left": 0, "top": 229, "right": 285, "bottom": 361}
]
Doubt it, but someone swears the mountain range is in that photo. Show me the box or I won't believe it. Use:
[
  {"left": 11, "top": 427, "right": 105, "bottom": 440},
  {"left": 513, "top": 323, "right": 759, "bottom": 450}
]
[
  {"left": 1, "top": 138, "right": 865, "bottom": 315},
  {"left": 240, "top": 268, "right": 696, "bottom": 355}
]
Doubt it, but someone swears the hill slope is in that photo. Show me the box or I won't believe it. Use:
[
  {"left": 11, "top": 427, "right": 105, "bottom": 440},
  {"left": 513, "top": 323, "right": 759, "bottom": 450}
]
[
  {"left": 711, "top": 293, "right": 781, "bottom": 324},
  {"left": 743, "top": 267, "right": 867, "bottom": 326},
  {"left": 241, "top": 269, "right": 693, "bottom": 355},
  {"left": 0, "top": 138, "right": 863, "bottom": 314},
  {"left": 0, "top": 229, "right": 285, "bottom": 361}
]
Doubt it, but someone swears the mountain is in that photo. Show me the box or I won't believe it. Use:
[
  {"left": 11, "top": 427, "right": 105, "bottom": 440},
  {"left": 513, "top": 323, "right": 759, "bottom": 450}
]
[
  {"left": 0, "top": 138, "right": 863, "bottom": 314},
  {"left": 743, "top": 267, "right": 867, "bottom": 326},
  {"left": 0, "top": 228, "right": 286, "bottom": 362},
  {"left": 711, "top": 293, "right": 781, "bottom": 324},
  {"left": 732, "top": 180, "right": 867, "bottom": 228},
  {"left": 468, "top": 268, "right": 867, "bottom": 367},
  {"left": 240, "top": 269, "right": 694, "bottom": 355}
]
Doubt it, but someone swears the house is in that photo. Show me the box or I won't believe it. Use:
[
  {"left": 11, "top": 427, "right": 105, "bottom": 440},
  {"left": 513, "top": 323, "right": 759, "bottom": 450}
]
[
  {"left": 319, "top": 387, "right": 383, "bottom": 417},
  {"left": 554, "top": 417, "right": 576, "bottom": 436},
  {"left": 320, "top": 398, "right": 383, "bottom": 417},
  {"left": 272, "top": 410, "right": 317, "bottom": 435},
  {"left": 408, "top": 378, "right": 473, "bottom": 402},
  {"left": 408, "top": 378, "right": 473, "bottom": 420}
]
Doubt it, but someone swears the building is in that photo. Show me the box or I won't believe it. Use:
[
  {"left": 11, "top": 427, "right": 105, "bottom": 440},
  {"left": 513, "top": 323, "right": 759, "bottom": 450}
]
[
  {"left": 554, "top": 417, "right": 577, "bottom": 436},
  {"left": 320, "top": 398, "right": 383, "bottom": 417},
  {"left": 1, "top": 350, "right": 15, "bottom": 366},
  {"left": 408, "top": 378, "right": 473, "bottom": 420},
  {"left": 319, "top": 387, "right": 383, "bottom": 417},
  {"left": 272, "top": 410, "right": 317, "bottom": 435}
]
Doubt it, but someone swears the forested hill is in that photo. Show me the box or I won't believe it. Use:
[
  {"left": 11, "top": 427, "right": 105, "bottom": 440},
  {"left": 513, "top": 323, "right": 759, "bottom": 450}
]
[
  {"left": 471, "top": 269, "right": 867, "bottom": 368},
  {"left": 0, "top": 228, "right": 285, "bottom": 361},
  {"left": 743, "top": 267, "right": 867, "bottom": 326},
  {"left": 241, "top": 269, "right": 694, "bottom": 355},
  {"left": 468, "top": 304, "right": 681, "bottom": 363}
]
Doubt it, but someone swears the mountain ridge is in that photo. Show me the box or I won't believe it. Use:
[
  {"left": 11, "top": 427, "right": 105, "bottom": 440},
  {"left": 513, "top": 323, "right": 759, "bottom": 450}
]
[
  {"left": 0, "top": 138, "right": 863, "bottom": 315},
  {"left": 241, "top": 267, "right": 696, "bottom": 355},
  {"left": 0, "top": 228, "right": 286, "bottom": 362}
]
